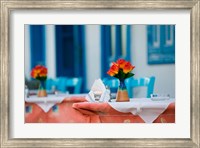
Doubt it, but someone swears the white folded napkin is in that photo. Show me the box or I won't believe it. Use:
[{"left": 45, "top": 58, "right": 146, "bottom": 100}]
[
  {"left": 25, "top": 94, "right": 66, "bottom": 113},
  {"left": 85, "top": 79, "right": 110, "bottom": 102}
]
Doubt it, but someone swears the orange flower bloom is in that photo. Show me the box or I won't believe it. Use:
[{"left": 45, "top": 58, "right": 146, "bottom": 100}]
[
  {"left": 39, "top": 67, "right": 47, "bottom": 77},
  {"left": 116, "top": 59, "right": 127, "bottom": 69},
  {"left": 107, "top": 62, "right": 119, "bottom": 76},
  {"left": 30, "top": 65, "right": 47, "bottom": 80},
  {"left": 107, "top": 69, "right": 116, "bottom": 76},
  {"left": 110, "top": 62, "right": 119, "bottom": 74},
  {"left": 35, "top": 65, "right": 43, "bottom": 70},
  {"left": 31, "top": 69, "right": 38, "bottom": 78},
  {"left": 123, "top": 62, "right": 135, "bottom": 74}
]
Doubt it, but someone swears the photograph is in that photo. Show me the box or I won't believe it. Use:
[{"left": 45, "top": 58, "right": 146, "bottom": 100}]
[
  {"left": 1, "top": 0, "right": 199, "bottom": 147},
  {"left": 25, "top": 24, "right": 175, "bottom": 124}
]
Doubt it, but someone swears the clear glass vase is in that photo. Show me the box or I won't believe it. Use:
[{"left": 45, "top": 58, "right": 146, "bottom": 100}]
[
  {"left": 116, "top": 79, "right": 129, "bottom": 102},
  {"left": 37, "top": 80, "right": 47, "bottom": 97}
]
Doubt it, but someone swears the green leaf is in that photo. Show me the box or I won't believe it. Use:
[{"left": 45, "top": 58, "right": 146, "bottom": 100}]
[{"left": 125, "top": 73, "right": 134, "bottom": 79}]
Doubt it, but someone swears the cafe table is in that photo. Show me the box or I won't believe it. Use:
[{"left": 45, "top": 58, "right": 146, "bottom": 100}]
[{"left": 25, "top": 94, "right": 175, "bottom": 123}]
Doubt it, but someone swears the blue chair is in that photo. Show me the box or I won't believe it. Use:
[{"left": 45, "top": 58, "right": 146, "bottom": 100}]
[
  {"left": 54, "top": 77, "right": 68, "bottom": 92},
  {"left": 103, "top": 76, "right": 155, "bottom": 98},
  {"left": 46, "top": 77, "right": 82, "bottom": 93},
  {"left": 103, "top": 77, "right": 131, "bottom": 95},
  {"left": 103, "top": 78, "right": 119, "bottom": 88},
  {"left": 129, "top": 76, "right": 155, "bottom": 98},
  {"left": 46, "top": 78, "right": 54, "bottom": 91},
  {"left": 46, "top": 77, "right": 68, "bottom": 92},
  {"left": 66, "top": 77, "right": 82, "bottom": 94}
]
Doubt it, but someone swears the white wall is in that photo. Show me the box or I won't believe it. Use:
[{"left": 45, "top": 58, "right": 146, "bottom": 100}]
[
  {"left": 131, "top": 25, "right": 175, "bottom": 98},
  {"left": 45, "top": 25, "right": 56, "bottom": 79},
  {"left": 25, "top": 25, "right": 31, "bottom": 79},
  {"left": 85, "top": 25, "right": 101, "bottom": 90}
]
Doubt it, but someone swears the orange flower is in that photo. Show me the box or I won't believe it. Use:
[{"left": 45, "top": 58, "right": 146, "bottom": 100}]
[
  {"left": 110, "top": 62, "right": 119, "bottom": 74},
  {"left": 116, "top": 59, "right": 127, "bottom": 69},
  {"left": 107, "top": 62, "right": 119, "bottom": 76},
  {"left": 107, "top": 59, "right": 135, "bottom": 79},
  {"left": 123, "top": 62, "right": 135, "bottom": 74},
  {"left": 30, "top": 65, "right": 47, "bottom": 80},
  {"left": 107, "top": 69, "right": 116, "bottom": 76},
  {"left": 39, "top": 67, "right": 47, "bottom": 77},
  {"left": 31, "top": 69, "right": 38, "bottom": 78},
  {"left": 35, "top": 65, "right": 43, "bottom": 70}
]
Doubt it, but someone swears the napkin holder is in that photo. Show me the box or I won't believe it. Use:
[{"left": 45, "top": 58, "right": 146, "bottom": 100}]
[
  {"left": 86, "top": 79, "right": 110, "bottom": 102},
  {"left": 87, "top": 89, "right": 110, "bottom": 102}
]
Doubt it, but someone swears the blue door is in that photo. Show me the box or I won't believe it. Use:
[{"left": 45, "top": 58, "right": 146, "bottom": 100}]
[{"left": 55, "top": 25, "right": 86, "bottom": 92}]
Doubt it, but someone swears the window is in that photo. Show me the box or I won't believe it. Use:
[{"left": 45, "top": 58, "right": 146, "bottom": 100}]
[{"left": 147, "top": 25, "right": 175, "bottom": 64}]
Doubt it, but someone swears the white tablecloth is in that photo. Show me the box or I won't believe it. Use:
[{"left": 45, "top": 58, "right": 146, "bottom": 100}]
[
  {"left": 108, "top": 98, "right": 175, "bottom": 123},
  {"left": 25, "top": 94, "right": 67, "bottom": 113},
  {"left": 25, "top": 94, "right": 87, "bottom": 113}
]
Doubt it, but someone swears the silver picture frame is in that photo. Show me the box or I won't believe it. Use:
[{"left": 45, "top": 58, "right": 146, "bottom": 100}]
[{"left": 0, "top": 0, "right": 199, "bottom": 147}]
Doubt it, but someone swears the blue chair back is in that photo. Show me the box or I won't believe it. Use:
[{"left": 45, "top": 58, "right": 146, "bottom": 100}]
[
  {"left": 103, "top": 78, "right": 119, "bottom": 88},
  {"left": 129, "top": 76, "right": 155, "bottom": 98},
  {"left": 103, "top": 76, "right": 155, "bottom": 98},
  {"left": 54, "top": 77, "right": 68, "bottom": 92},
  {"left": 46, "top": 78, "right": 54, "bottom": 91},
  {"left": 66, "top": 77, "right": 82, "bottom": 94},
  {"left": 46, "top": 77, "right": 83, "bottom": 93},
  {"left": 103, "top": 77, "right": 131, "bottom": 96}
]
